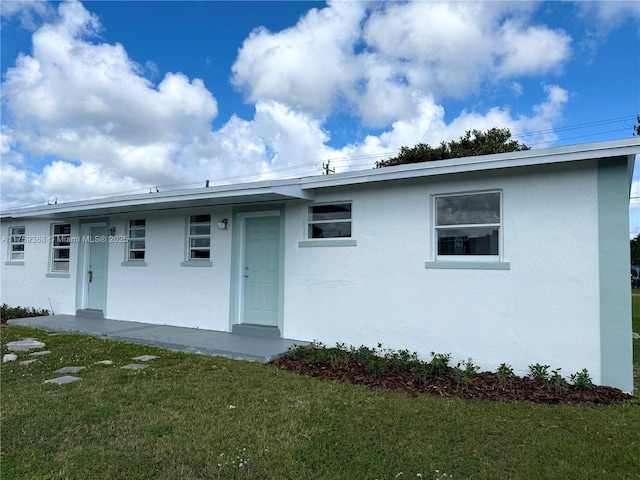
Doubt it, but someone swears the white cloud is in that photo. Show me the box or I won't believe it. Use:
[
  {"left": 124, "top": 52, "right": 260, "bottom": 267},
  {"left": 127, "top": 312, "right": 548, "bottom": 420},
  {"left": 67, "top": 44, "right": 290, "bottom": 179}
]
[
  {"left": 232, "top": 1, "right": 365, "bottom": 116},
  {"left": 0, "top": 0, "right": 580, "bottom": 208},
  {"left": 0, "top": 0, "right": 52, "bottom": 30},
  {"left": 577, "top": 1, "right": 640, "bottom": 33},
  {"left": 233, "top": 1, "right": 571, "bottom": 128}
]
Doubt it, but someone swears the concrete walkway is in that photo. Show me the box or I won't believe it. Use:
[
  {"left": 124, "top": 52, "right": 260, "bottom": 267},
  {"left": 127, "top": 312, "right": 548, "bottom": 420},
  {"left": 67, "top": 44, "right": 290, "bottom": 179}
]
[{"left": 7, "top": 315, "right": 308, "bottom": 362}]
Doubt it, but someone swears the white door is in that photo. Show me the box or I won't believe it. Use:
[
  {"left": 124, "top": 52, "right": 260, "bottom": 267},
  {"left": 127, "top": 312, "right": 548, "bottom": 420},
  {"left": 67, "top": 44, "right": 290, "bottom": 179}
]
[{"left": 243, "top": 216, "right": 280, "bottom": 326}]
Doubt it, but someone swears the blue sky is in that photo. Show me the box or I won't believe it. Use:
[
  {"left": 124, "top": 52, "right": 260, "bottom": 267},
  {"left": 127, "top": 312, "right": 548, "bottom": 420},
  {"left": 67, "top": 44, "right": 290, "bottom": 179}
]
[{"left": 1, "top": 1, "right": 639, "bottom": 232}]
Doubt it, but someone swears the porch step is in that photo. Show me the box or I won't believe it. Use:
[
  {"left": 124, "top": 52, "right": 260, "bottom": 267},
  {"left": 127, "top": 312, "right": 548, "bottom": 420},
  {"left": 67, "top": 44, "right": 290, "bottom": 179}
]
[
  {"left": 76, "top": 309, "right": 104, "bottom": 319},
  {"left": 232, "top": 324, "right": 281, "bottom": 339}
]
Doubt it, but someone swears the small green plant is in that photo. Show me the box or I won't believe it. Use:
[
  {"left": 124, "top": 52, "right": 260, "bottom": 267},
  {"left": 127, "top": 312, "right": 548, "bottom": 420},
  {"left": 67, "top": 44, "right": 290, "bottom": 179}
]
[
  {"left": 549, "top": 368, "right": 567, "bottom": 394},
  {"left": 328, "top": 343, "right": 350, "bottom": 369},
  {"left": 386, "top": 348, "right": 419, "bottom": 372},
  {"left": 350, "top": 344, "right": 388, "bottom": 378},
  {"left": 453, "top": 358, "right": 480, "bottom": 389},
  {"left": 528, "top": 363, "right": 550, "bottom": 384},
  {"left": 307, "top": 341, "right": 331, "bottom": 366},
  {"left": 570, "top": 369, "right": 595, "bottom": 390},
  {"left": 429, "top": 352, "right": 452, "bottom": 377},
  {"left": 286, "top": 344, "right": 308, "bottom": 360},
  {"left": 496, "top": 363, "right": 515, "bottom": 390}
]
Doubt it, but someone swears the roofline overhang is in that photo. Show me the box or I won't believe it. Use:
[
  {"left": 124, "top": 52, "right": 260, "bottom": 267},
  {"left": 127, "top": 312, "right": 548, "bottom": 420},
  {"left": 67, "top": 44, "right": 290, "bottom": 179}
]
[
  {"left": 2, "top": 138, "right": 639, "bottom": 220},
  {"left": 1, "top": 179, "right": 314, "bottom": 220},
  {"left": 299, "top": 138, "right": 640, "bottom": 189}
]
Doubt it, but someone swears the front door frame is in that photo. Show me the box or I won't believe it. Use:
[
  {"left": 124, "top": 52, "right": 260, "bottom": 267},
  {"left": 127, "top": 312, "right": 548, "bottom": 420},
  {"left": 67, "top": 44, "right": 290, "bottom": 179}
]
[
  {"left": 75, "top": 218, "right": 110, "bottom": 315},
  {"left": 230, "top": 204, "right": 285, "bottom": 332}
]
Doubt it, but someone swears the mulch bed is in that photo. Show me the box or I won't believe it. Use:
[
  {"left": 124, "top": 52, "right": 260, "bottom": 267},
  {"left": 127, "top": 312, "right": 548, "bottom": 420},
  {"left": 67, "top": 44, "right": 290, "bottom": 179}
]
[{"left": 271, "top": 352, "right": 635, "bottom": 406}]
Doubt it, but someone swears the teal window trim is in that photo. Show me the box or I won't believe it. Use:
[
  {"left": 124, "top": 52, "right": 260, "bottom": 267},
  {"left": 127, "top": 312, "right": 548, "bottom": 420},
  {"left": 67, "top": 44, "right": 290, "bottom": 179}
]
[
  {"left": 45, "top": 273, "right": 70, "bottom": 278},
  {"left": 180, "top": 260, "right": 213, "bottom": 267},
  {"left": 298, "top": 239, "right": 357, "bottom": 247},
  {"left": 121, "top": 261, "right": 147, "bottom": 267},
  {"left": 425, "top": 261, "right": 510, "bottom": 270},
  {"left": 4, "top": 261, "right": 25, "bottom": 266}
]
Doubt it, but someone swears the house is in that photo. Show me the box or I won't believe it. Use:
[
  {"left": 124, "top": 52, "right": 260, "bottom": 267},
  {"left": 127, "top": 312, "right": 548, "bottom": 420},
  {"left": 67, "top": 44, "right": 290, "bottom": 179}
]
[{"left": 1, "top": 138, "right": 638, "bottom": 392}]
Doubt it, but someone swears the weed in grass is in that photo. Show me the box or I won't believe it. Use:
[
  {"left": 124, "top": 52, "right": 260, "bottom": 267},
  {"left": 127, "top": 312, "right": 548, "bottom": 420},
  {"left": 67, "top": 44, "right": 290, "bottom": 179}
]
[
  {"left": 453, "top": 358, "right": 480, "bottom": 390},
  {"left": 496, "top": 363, "right": 515, "bottom": 390},
  {"left": 528, "top": 363, "right": 550, "bottom": 384},
  {"left": 570, "top": 368, "right": 595, "bottom": 390},
  {"left": 429, "top": 352, "right": 451, "bottom": 377}
]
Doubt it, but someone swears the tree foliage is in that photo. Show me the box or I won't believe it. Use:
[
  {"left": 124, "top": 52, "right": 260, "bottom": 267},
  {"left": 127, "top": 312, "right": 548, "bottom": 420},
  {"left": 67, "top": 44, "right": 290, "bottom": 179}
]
[
  {"left": 631, "top": 234, "right": 640, "bottom": 267},
  {"left": 375, "top": 127, "right": 530, "bottom": 168}
]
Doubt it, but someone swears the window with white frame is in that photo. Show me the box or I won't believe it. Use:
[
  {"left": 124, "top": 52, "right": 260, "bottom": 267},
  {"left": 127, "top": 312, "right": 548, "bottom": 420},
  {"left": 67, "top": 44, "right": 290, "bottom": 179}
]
[
  {"left": 127, "top": 219, "right": 146, "bottom": 261},
  {"left": 435, "top": 192, "right": 500, "bottom": 258},
  {"left": 8, "top": 226, "right": 25, "bottom": 261},
  {"left": 50, "top": 223, "right": 71, "bottom": 272},
  {"left": 188, "top": 214, "right": 211, "bottom": 260},
  {"left": 308, "top": 203, "right": 352, "bottom": 239}
]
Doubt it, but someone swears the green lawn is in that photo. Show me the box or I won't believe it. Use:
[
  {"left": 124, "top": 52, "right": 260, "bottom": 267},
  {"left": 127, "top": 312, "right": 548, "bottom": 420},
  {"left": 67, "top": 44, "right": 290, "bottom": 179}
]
[{"left": 2, "top": 324, "right": 639, "bottom": 480}]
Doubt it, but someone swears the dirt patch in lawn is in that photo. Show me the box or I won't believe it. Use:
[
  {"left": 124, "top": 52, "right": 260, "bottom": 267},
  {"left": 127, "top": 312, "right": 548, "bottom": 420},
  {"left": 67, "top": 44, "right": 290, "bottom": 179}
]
[{"left": 271, "top": 351, "right": 634, "bottom": 406}]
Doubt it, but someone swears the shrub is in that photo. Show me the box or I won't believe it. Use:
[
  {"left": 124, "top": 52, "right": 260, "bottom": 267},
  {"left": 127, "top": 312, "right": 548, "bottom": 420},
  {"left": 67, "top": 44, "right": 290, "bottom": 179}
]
[
  {"left": 453, "top": 358, "right": 480, "bottom": 390},
  {"left": 429, "top": 352, "right": 452, "bottom": 377},
  {"left": 1, "top": 304, "right": 50, "bottom": 324},
  {"left": 570, "top": 369, "right": 594, "bottom": 390},
  {"left": 549, "top": 368, "right": 567, "bottom": 394},
  {"left": 528, "top": 363, "right": 550, "bottom": 384},
  {"left": 496, "top": 363, "right": 515, "bottom": 390}
]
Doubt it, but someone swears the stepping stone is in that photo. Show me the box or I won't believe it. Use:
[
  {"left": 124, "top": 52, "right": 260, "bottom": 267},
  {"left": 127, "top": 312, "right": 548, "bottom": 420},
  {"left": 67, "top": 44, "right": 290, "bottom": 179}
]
[
  {"left": 633, "top": 332, "right": 640, "bottom": 340},
  {"left": 55, "top": 366, "right": 86, "bottom": 374},
  {"left": 7, "top": 339, "right": 46, "bottom": 352},
  {"left": 3, "top": 354, "right": 17, "bottom": 363},
  {"left": 44, "top": 376, "right": 81, "bottom": 385},
  {"left": 30, "top": 350, "right": 52, "bottom": 356},
  {"left": 121, "top": 363, "right": 148, "bottom": 370},
  {"left": 94, "top": 360, "right": 113, "bottom": 365},
  {"left": 20, "top": 359, "right": 37, "bottom": 365},
  {"left": 132, "top": 355, "right": 158, "bottom": 361}
]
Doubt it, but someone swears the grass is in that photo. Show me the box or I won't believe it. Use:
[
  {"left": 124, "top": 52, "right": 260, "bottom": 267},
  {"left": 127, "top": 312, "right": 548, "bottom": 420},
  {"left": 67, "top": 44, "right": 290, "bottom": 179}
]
[{"left": 1, "top": 326, "right": 639, "bottom": 480}]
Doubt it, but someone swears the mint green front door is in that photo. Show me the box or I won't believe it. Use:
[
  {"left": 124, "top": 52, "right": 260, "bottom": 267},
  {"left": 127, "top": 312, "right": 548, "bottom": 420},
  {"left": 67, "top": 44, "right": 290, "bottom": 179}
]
[
  {"left": 243, "top": 216, "right": 280, "bottom": 326},
  {"left": 87, "top": 226, "right": 108, "bottom": 311}
]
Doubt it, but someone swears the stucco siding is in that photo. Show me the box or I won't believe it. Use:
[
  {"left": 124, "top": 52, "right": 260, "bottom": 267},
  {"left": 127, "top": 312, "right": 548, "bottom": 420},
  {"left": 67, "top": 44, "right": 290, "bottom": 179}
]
[
  {"left": 105, "top": 207, "right": 233, "bottom": 329},
  {"left": 283, "top": 161, "right": 602, "bottom": 381},
  {"left": 1, "top": 218, "right": 79, "bottom": 315}
]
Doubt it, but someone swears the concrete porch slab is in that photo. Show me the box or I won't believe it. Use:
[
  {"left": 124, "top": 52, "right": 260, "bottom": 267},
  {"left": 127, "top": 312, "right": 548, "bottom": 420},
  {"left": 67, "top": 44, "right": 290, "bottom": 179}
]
[{"left": 8, "top": 315, "right": 308, "bottom": 362}]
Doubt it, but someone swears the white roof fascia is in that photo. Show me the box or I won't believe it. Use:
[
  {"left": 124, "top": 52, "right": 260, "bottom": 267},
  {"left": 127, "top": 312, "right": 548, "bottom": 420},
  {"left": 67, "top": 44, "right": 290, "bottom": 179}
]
[
  {"left": 299, "top": 138, "right": 640, "bottom": 190},
  {"left": 2, "top": 178, "right": 311, "bottom": 219}
]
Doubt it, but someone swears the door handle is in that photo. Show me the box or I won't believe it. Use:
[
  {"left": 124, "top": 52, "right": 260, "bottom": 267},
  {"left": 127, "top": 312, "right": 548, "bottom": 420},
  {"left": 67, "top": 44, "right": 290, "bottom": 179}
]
[
  {"left": 88, "top": 271, "right": 93, "bottom": 283},
  {"left": 243, "top": 273, "right": 249, "bottom": 278}
]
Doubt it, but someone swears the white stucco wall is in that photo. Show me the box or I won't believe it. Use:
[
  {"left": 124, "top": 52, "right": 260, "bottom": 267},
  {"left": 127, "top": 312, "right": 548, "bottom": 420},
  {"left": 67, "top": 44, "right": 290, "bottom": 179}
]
[
  {"left": 1, "top": 218, "right": 79, "bottom": 315},
  {"left": 105, "top": 206, "right": 233, "bottom": 330},
  {"left": 282, "top": 161, "right": 602, "bottom": 382},
  {"left": 1, "top": 207, "right": 234, "bottom": 331},
  {"left": 0, "top": 159, "right": 609, "bottom": 385}
]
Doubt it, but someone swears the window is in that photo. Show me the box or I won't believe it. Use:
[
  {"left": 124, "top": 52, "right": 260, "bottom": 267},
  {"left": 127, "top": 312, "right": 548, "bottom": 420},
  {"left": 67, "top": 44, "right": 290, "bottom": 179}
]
[
  {"left": 308, "top": 203, "right": 352, "bottom": 239},
  {"left": 435, "top": 192, "right": 500, "bottom": 258},
  {"left": 50, "top": 223, "right": 71, "bottom": 272},
  {"left": 8, "top": 226, "right": 25, "bottom": 261},
  {"left": 188, "top": 214, "right": 211, "bottom": 260},
  {"left": 127, "top": 220, "right": 146, "bottom": 261}
]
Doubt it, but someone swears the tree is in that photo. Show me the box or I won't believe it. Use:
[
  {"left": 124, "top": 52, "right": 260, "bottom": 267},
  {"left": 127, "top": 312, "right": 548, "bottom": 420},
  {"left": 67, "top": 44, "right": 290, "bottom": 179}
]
[
  {"left": 631, "top": 234, "right": 640, "bottom": 267},
  {"left": 375, "top": 127, "right": 530, "bottom": 168}
]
